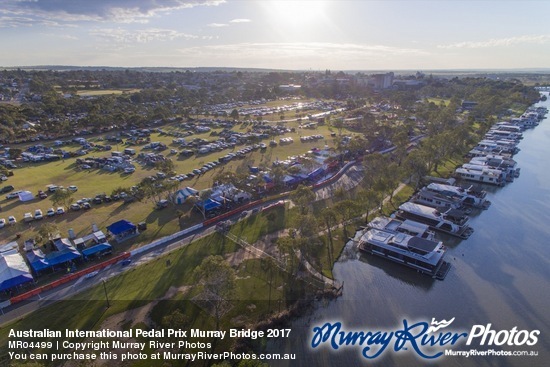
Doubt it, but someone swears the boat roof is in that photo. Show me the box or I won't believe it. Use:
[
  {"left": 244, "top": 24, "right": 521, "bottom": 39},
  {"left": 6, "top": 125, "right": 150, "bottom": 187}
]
[
  {"left": 399, "top": 202, "right": 438, "bottom": 217},
  {"left": 408, "top": 236, "right": 440, "bottom": 253},
  {"left": 364, "top": 229, "right": 443, "bottom": 259},
  {"left": 400, "top": 219, "right": 430, "bottom": 234}
]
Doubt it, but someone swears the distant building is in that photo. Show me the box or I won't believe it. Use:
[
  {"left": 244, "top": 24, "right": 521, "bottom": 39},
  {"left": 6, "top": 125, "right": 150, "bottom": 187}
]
[{"left": 368, "top": 72, "right": 394, "bottom": 89}]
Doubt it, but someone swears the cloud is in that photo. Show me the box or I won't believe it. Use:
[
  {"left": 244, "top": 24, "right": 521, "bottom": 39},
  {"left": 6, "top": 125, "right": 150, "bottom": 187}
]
[
  {"left": 229, "top": 18, "right": 251, "bottom": 23},
  {"left": 0, "top": 15, "right": 67, "bottom": 28},
  {"left": 438, "top": 34, "right": 550, "bottom": 49},
  {"left": 177, "top": 42, "right": 427, "bottom": 62},
  {"left": 1, "top": 0, "right": 226, "bottom": 25},
  {"left": 90, "top": 28, "right": 198, "bottom": 44},
  {"left": 207, "top": 23, "right": 228, "bottom": 27}
]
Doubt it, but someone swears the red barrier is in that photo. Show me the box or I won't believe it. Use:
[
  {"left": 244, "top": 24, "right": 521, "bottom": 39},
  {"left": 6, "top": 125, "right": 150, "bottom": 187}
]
[{"left": 10, "top": 252, "right": 131, "bottom": 305}]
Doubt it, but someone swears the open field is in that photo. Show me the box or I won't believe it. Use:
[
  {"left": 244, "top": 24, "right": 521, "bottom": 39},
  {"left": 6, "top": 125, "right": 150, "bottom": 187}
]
[
  {"left": 0, "top": 113, "right": 351, "bottom": 250},
  {"left": 426, "top": 97, "right": 450, "bottom": 106}
]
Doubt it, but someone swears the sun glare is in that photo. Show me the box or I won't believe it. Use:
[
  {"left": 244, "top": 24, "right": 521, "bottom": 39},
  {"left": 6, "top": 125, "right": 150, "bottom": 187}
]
[{"left": 266, "top": 0, "right": 328, "bottom": 26}]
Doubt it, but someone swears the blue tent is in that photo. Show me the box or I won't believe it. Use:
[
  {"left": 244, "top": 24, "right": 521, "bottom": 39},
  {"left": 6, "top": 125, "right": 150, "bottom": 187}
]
[
  {"left": 107, "top": 220, "right": 136, "bottom": 235},
  {"left": 0, "top": 250, "right": 34, "bottom": 291},
  {"left": 107, "top": 219, "right": 138, "bottom": 242},
  {"left": 174, "top": 187, "right": 199, "bottom": 204},
  {"left": 26, "top": 240, "right": 82, "bottom": 274},
  {"left": 82, "top": 243, "right": 112, "bottom": 258},
  {"left": 195, "top": 198, "right": 222, "bottom": 212}
]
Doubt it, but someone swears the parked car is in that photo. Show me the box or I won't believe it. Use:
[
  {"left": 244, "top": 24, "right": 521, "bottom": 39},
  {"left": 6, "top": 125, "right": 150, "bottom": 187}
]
[
  {"left": 46, "top": 208, "right": 55, "bottom": 217},
  {"left": 6, "top": 190, "right": 22, "bottom": 199},
  {"left": 0, "top": 218, "right": 5, "bottom": 228},
  {"left": 56, "top": 207, "right": 65, "bottom": 215},
  {"left": 23, "top": 212, "right": 33, "bottom": 222},
  {"left": 0, "top": 185, "right": 14, "bottom": 193},
  {"left": 34, "top": 209, "right": 43, "bottom": 220},
  {"left": 156, "top": 199, "right": 169, "bottom": 209},
  {"left": 68, "top": 185, "right": 78, "bottom": 192},
  {"left": 8, "top": 216, "right": 16, "bottom": 225},
  {"left": 38, "top": 190, "right": 48, "bottom": 199},
  {"left": 70, "top": 203, "right": 81, "bottom": 211},
  {"left": 81, "top": 202, "right": 91, "bottom": 210}
]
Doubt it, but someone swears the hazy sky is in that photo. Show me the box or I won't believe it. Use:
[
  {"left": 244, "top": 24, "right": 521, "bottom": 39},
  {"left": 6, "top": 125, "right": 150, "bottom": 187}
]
[{"left": 1, "top": 0, "right": 549, "bottom": 70}]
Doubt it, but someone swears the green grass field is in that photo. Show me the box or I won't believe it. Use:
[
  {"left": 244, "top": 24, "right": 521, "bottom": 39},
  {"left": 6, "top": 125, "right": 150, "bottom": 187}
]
[{"left": 0, "top": 113, "right": 348, "bottom": 250}]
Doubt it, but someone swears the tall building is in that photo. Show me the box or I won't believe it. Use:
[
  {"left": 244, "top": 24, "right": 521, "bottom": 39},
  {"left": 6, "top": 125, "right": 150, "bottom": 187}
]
[{"left": 368, "top": 72, "right": 394, "bottom": 89}]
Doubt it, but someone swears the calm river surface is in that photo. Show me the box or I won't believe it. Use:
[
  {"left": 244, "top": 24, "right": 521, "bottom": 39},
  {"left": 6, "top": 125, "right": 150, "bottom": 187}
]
[{"left": 269, "top": 93, "right": 550, "bottom": 367}]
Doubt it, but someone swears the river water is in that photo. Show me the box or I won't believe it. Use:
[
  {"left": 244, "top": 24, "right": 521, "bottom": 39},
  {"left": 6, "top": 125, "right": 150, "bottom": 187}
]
[{"left": 269, "top": 93, "right": 550, "bottom": 367}]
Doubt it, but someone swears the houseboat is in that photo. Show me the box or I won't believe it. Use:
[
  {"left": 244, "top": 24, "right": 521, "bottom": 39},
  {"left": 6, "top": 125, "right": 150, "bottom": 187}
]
[
  {"left": 367, "top": 216, "right": 436, "bottom": 240},
  {"left": 477, "top": 139, "right": 520, "bottom": 156},
  {"left": 469, "top": 155, "right": 520, "bottom": 180},
  {"left": 396, "top": 202, "right": 474, "bottom": 239},
  {"left": 424, "top": 183, "right": 491, "bottom": 209},
  {"left": 455, "top": 165, "right": 506, "bottom": 186},
  {"left": 358, "top": 228, "right": 451, "bottom": 280},
  {"left": 411, "top": 187, "right": 472, "bottom": 214},
  {"left": 493, "top": 122, "right": 524, "bottom": 133},
  {"left": 484, "top": 130, "right": 523, "bottom": 142}
]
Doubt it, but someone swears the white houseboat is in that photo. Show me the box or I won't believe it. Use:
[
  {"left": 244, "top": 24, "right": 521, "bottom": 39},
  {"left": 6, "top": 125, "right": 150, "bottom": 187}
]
[
  {"left": 469, "top": 155, "right": 520, "bottom": 181},
  {"left": 358, "top": 228, "right": 451, "bottom": 280},
  {"left": 424, "top": 183, "right": 491, "bottom": 209},
  {"left": 367, "top": 216, "right": 436, "bottom": 240},
  {"left": 411, "top": 187, "right": 473, "bottom": 214},
  {"left": 396, "top": 202, "right": 474, "bottom": 239},
  {"left": 455, "top": 165, "right": 506, "bottom": 186}
]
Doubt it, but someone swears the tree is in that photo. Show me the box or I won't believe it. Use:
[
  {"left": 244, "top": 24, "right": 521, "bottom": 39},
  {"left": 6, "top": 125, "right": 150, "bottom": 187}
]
[
  {"left": 193, "top": 255, "right": 236, "bottom": 329},
  {"left": 230, "top": 108, "right": 239, "bottom": 120},
  {"left": 154, "top": 159, "right": 176, "bottom": 176},
  {"left": 333, "top": 118, "right": 345, "bottom": 136},
  {"left": 49, "top": 189, "right": 74, "bottom": 210},
  {"left": 161, "top": 309, "right": 189, "bottom": 330},
  {"left": 290, "top": 185, "right": 316, "bottom": 214},
  {"left": 277, "top": 236, "right": 298, "bottom": 275},
  {"left": 7, "top": 148, "right": 22, "bottom": 160},
  {"left": 320, "top": 208, "right": 338, "bottom": 266},
  {"left": 38, "top": 223, "right": 59, "bottom": 242}
]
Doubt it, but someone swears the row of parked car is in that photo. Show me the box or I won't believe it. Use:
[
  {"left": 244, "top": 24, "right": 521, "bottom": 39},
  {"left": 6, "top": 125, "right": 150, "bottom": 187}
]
[{"left": 0, "top": 207, "right": 66, "bottom": 228}]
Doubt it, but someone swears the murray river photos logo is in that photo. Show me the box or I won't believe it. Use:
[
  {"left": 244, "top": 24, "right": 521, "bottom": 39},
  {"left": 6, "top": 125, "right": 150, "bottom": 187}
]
[{"left": 310, "top": 318, "right": 540, "bottom": 360}]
